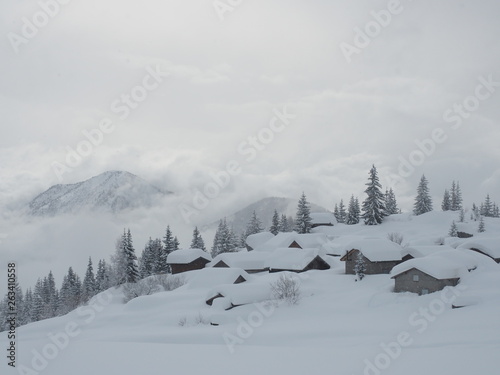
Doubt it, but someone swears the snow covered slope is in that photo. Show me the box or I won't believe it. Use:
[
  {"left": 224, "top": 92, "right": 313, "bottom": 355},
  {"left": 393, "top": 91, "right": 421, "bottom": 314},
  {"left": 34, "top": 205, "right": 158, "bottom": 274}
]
[
  {"left": 4, "top": 263, "right": 500, "bottom": 375},
  {"left": 28, "top": 171, "right": 170, "bottom": 216}
]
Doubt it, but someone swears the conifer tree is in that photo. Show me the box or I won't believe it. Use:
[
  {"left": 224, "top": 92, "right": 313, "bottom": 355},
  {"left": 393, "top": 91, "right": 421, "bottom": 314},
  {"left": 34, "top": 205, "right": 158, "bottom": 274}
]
[
  {"left": 173, "top": 236, "right": 180, "bottom": 251},
  {"left": 448, "top": 220, "right": 458, "bottom": 237},
  {"left": 246, "top": 211, "right": 263, "bottom": 237},
  {"left": 450, "top": 181, "right": 463, "bottom": 211},
  {"left": 96, "top": 259, "right": 112, "bottom": 293},
  {"left": 353, "top": 252, "right": 366, "bottom": 281},
  {"left": 333, "top": 204, "right": 340, "bottom": 223},
  {"left": 124, "top": 229, "right": 139, "bottom": 283},
  {"left": 82, "top": 257, "right": 96, "bottom": 303},
  {"left": 295, "top": 192, "right": 312, "bottom": 233},
  {"left": 337, "top": 199, "right": 347, "bottom": 224},
  {"left": 139, "top": 238, "right": 155, "bottom": 279},
  {"left": 413, "top": 175, "right": 433, "bottom": 216},
  {"left": 59, "top": 267, "right": 82, "bottom": 314},
  {"left": 269, "top": 210, "right": 280, "bottom": 235},
  {"left": 361, "top": 165, "right": 387, "bottom": 225},
  {"left": 163, "top": 226, "right": 176, "bottom": 254},
  {"left": 211, "top": 218, "right": 238, "bottom": 256},
  {"left": 459, "top": 208, "right": 465, "bottom": 223},
  {"left": 385, "top": 188, "right": 399, "bottom": 215},
  {"left": 190, "top": 227, "right": 206, "bottom": 251},
  {"left": 482, "top": 194, "right": 493, "bottom": 217},
  {"left": 346, "top": 195, "right": 360, "bottom": 225},
  {"left": 478, "top": 216, "right": 486, "bottom": 233},
  {"left": 441, "top": 189, "right": 451, "bottom": 211},
  {"left": 278, "top": 214, "right": 290, "bottom": 232},
  {"left": 111, "top": 234, "right": 128, "bottom": 286}
]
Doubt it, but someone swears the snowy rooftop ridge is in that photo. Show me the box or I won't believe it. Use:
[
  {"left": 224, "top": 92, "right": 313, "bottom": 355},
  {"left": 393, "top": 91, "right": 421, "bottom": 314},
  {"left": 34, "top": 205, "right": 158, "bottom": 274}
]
[
  {"left": 344, "top": 239, "right": 403, "bottom": 261},
  {"left": 167, "top": 248, "right": 212, "bottom": 264},
  {"left": 264, "top": 248, "right": 326, "bottom": 271}
]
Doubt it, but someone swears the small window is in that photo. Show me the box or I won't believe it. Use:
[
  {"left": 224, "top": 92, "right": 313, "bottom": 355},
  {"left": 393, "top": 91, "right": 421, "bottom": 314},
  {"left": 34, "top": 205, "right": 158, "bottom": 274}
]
[
  {"left": 421, "top": 289, "right": 429, "bottom": 295},
  {"left": 413, "top": 275, "right": 419, "bottom": 282}
]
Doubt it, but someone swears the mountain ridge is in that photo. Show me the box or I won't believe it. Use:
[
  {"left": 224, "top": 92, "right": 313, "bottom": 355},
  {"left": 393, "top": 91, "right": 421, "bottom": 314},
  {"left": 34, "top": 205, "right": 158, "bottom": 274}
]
[{"left": 29, "top": 170, "right": 171, "bottom": 216}]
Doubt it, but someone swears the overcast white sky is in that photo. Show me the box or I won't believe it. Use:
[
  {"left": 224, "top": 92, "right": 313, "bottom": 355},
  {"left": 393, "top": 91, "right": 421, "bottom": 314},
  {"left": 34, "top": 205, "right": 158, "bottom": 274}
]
[{"left": 1, "top": 0, "right": 499, "bottom": 286}]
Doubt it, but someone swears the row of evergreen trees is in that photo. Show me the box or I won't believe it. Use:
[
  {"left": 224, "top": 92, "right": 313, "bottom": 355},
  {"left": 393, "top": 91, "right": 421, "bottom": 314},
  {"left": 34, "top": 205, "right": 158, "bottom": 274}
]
[{"left": 0, "top": 225, "right": 205, "bottom": 332}]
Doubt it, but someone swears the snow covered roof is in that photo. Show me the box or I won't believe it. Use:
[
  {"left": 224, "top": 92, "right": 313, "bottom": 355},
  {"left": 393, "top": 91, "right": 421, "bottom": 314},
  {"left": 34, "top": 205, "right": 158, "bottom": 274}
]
[
  {"left": 253, "top": 232, "right": 297, "bottom": 252},
  {"left": 391, "top": 249, "right": 476, "bottom": 280},
  {"left": 457, "top": 237, "right": 500, "bottom": 260},
  {"left": 254, "top": 232, "right": 331, "bottom": 254},
  {"left": 343, "top": 239, "right": 403, "bottom": 262},
  {"left": 264, "top": 248, "right": 327, "bottom": 271},
  {"left": 391, "top": 257, "right": 464, "bottom": 280},
  {"left": 210, "top": 251, "right": 269, "bottom": 271},
  {"left": 184, "top": 268, "right": 249, "bottom": 289},
  {"left": 310, "top": 212, "right": 337, "bottom": 226},
  {"left": 166, "top": 249, "right": 212, "bottom": 264},
  {"left": 325, "top": 235, "right": 367, "bottom": 256},
  {"left": 246, "top": 231, "right": 275, "bottom": 250},
  {"left": 402, "top": 245, "right": 455, "bottom": 259}
]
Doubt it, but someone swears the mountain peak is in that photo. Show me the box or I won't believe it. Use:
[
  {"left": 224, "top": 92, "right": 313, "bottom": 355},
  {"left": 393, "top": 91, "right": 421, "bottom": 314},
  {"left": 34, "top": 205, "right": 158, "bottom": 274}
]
[{"left": 29, "top": 171, "right": 170, "bottom": 216}]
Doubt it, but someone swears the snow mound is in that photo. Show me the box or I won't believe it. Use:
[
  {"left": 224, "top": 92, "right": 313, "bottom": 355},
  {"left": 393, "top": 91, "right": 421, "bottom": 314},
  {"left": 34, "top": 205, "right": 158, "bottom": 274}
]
[
  {"left": 457, "top": 237, "right": 500, "bottom": 260},
  {"left": 184, "top": 268, "right": 250, "bottom": 289}
]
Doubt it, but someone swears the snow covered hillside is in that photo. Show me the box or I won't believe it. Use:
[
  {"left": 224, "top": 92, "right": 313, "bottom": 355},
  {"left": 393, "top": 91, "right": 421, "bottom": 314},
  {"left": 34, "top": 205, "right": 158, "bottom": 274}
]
[
  {"left": 4, "top": 262, "right": 499, "bottom": 375},
  {"left": 28, "top": 171, "right": 171, "bottom": 216},
  {"left": 3, "top": 211, "right": 500, "bottom": 375}
]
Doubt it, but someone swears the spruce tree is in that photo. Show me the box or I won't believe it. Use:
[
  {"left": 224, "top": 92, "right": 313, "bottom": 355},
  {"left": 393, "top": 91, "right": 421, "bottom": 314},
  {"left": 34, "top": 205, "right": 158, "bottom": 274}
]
[
  {"left": 482, "top": 194, "right": 493, "bottom": 217},
  {"left": 82, "top": 257, "right": 96, "bottom": 303},
  {"left": 163, "top": 226, "right": 176, "bottom": 254},
  {"left": 96, "top": 259, "right": 111, "bottom": 293},
  {"left": 361, "top": 165, "right": 387, "bottom": 225},
  {"left": 450, "top": 181, "right": 463, "bottom": 211},
  {"left": 150, "top": 238, "right": 167, "bottom": 274},
  {"left": 246, "top": 211, "right": 263, "bottom": 237},
  {"left": 43, "top": 271, "right": 58, "bottom": 318},
  {"left": 413, "top": 175, "right": 433, "bottom": 216},
  {"left": 441, "top": 189, "right": 451, "bottom": 211},
  {"left": 211, "top": 218, "right": 238, "bottom": 256},
  {"left": 385, "top": 188, "right": 399, "bottom": 215},
  {"left": 448, "top": 221, "right": 458, "bottom": 237},
  {"left": 279, "top": 214, "right": 289, "bottom": 232},
  {"left": 139, "top": 238, "right": 155, "bottom": 279},
  {"left": 346, "top": 195, "right": 360, "bottom": 225},
  {"left": 333, "top": 204, "right": 340, "bottom": 223},
  {"left": 124, "top": 229, "right": 139, "bottom": 283},
  {"left": 295, "top": 192, "right": 312, "bottom": 233},
  {"left": 190, "top": 227, "right": 206, "bottom": 251},
  {"left": 478, "top": 216, "right": 486, "bottom": 233},
  {"left": 111, "top": 233, "right": 128, "bottom": 286},
  {"left": 459, "top": 208, "right": 465, "bottom": 223},
  {"left": 59, "top": 267, "right": 82, "bottom": 314},
  {"left": 353, "top": 252, "right": 366, "bottom": 281},
  {"left": 338, "top": 199, "right": 347, "bottom": 224},
  {"left": 269, "top": 210, "right": 280, "bottom": 235}
]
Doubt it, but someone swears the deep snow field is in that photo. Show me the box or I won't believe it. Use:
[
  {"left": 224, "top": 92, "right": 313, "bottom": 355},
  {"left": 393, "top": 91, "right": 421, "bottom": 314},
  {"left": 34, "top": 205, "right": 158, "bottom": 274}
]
[{"left": 3, "top": 211, "right": 500, "bottom": 375}]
